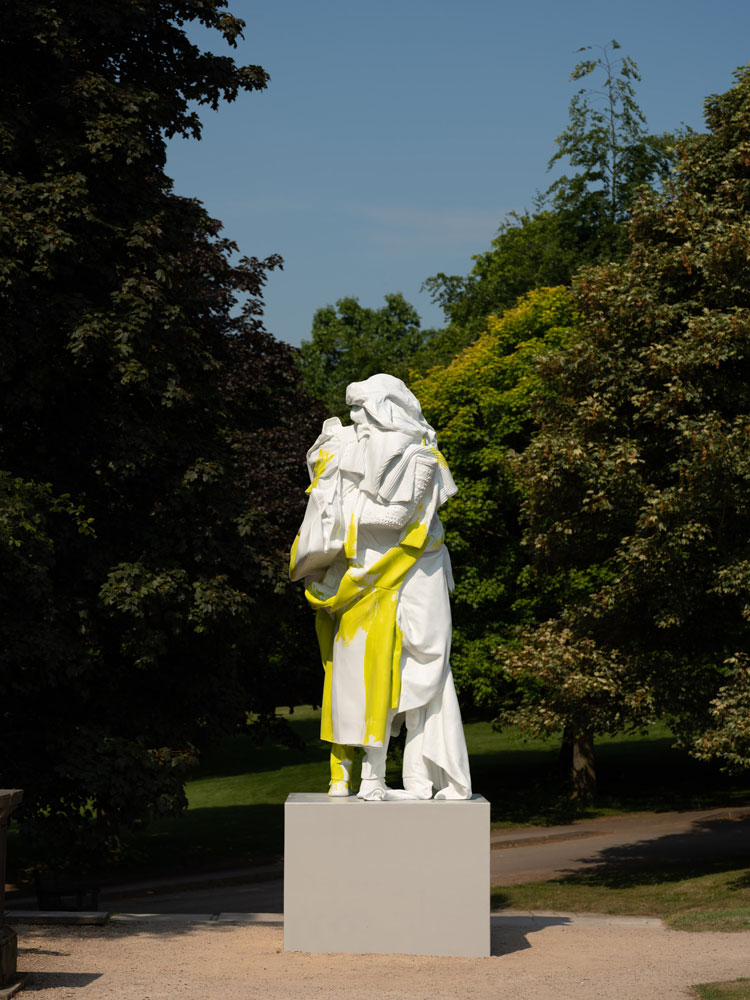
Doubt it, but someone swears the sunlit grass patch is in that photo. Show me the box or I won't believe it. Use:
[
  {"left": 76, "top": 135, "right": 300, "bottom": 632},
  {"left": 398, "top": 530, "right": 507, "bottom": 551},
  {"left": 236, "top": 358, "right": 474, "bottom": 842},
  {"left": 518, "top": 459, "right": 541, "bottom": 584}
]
[
  {"left": 693, "top": 979, "right": 750, "bottom": 1000},
  {"left": 492, "top": 866, "right": 750, "bottom": 930}
]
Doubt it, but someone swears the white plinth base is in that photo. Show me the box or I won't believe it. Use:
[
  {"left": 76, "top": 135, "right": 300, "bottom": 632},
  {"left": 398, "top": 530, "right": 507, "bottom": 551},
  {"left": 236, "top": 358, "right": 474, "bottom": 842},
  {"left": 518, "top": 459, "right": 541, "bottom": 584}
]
[{"left": 284, "top": 792, "right": 489, "bottom": 957}]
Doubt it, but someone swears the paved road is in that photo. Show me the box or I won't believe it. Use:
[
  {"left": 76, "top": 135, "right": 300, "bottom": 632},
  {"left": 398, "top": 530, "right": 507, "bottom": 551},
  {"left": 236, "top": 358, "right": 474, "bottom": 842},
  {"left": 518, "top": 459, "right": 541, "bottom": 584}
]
[
  {"left": 8, "top": 803, "right": 749, "bottom": 915},
  {"left": 490, "top": 803, "right": 750, "bottom": 885}
]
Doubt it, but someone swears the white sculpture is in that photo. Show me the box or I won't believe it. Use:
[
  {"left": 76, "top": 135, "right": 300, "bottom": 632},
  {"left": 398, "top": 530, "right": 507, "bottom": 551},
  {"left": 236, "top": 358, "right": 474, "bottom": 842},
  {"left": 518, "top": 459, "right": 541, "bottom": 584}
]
[{"left": 290, "top": 373, "right": 472, "bottom": 801}]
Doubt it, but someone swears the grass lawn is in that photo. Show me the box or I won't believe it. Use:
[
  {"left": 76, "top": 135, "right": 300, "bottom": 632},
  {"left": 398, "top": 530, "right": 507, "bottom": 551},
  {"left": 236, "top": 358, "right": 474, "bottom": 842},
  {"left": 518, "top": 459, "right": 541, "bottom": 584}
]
[
  {"left": 491, "top": 868, "right": 750, "bottom": 931},
  {"left": 694, "top": 981, "right": 750, "bottom": 1000},
  {"left": 121, "top": 710, "right": 749, "bottom": 874},
  {"left": 7, "top": 707, "right": 750, "bottom": 888}
]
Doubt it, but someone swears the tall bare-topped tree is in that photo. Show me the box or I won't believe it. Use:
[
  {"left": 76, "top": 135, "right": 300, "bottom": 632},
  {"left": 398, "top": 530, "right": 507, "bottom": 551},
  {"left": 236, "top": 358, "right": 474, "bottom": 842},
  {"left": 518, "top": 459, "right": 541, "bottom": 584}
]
[{"left": 424, "top": 41, "right": 674, "bottom": 343}]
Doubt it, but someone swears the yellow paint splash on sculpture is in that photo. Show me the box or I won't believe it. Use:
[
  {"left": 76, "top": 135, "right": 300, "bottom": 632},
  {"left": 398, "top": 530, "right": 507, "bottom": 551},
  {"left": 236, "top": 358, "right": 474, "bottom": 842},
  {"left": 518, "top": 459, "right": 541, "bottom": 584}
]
[
  {"left": 316, "top": 609, "right": 336, "bottom": 743},
  {"left": 305, "top": 449, "right": 334, "bottom": 493},
  {"left": 429, "top": 446, "right": 449, "bottom": 473},
  {"left": 289, "top": 533, "right": 300, "bottom": 575},
  {"left": 307, "top": 525, "right": 427, "bottom": 747},
  {"left": 344, "top": 513, "right": 357, "bottom": 559},
  {"left": 401, "top": 515, "right": 428, "bottom": 550},
  {"left": 329, "top": 743, "right": 354, "bottom": 785}
]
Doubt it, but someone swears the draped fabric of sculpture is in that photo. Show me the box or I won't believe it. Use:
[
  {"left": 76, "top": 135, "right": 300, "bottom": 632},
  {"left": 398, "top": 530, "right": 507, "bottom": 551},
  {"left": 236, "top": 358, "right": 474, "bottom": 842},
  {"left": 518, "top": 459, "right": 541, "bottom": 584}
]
[{"left": 290, "top": 374, "right": 472, "bottom": 801}]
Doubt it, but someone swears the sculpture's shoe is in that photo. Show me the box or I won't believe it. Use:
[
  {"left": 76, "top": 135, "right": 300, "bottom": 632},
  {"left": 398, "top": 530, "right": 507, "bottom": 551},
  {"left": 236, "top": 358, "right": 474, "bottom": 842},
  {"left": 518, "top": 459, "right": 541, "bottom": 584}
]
[
  {"left": 402, "top": 774, "right": 434, "bottom": 799},
  {"left": 329, "top": 745, "right": 353, "bottom": 797},
  {"left": 328, "top": 780, "right": 351, "bottom": 797},
  {"left": 382, "top": 787, "right": 421, "bottom": 800},
  {"left": 357, "top": 778, "right": 420, "bottom": 801},
  {"left": 434, "top": 783, "right": 472, "bottom": 800}
]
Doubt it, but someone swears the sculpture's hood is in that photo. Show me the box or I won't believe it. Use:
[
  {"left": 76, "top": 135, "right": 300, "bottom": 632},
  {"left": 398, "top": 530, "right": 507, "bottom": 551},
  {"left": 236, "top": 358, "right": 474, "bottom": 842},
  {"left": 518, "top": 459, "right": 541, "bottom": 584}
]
[
  {"left": 344, "top": 373, "right": 438, "bottom": 500},
  {"left": 345, "top": 373, "right": 436, "bottom": 446}
]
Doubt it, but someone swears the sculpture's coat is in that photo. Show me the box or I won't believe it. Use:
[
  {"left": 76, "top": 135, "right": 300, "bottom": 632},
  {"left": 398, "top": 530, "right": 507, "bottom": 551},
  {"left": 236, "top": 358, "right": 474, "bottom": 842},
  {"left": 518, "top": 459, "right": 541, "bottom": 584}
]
[{"left": 290, "top": 374, "right": 471, "bottom": 799}]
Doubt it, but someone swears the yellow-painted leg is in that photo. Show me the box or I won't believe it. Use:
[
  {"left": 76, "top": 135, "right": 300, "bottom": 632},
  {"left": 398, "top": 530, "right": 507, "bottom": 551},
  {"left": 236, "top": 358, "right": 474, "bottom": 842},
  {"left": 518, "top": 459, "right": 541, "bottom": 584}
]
[{"left": 329, "top": 743, "right": 354, "bottom": 796}]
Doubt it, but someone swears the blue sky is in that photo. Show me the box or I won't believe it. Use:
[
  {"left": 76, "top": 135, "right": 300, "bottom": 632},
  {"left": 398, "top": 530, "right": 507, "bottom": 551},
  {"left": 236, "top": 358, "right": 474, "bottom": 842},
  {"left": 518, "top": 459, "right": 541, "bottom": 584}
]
[{"left": 165, "top": 1, "right": 750, "bottom": 347}]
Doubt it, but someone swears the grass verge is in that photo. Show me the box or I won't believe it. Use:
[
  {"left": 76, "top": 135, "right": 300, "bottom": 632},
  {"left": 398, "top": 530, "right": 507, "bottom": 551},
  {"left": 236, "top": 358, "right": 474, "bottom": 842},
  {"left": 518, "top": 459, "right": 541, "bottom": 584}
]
[
  {"left": 7, "top": 708, "right": 750, "bottom": 881},
  {"left": 693, "top": 980, "right": 750, "bottom": 1000},
  {"left": 491, "top": 865, "right": 750, "bottom": 931}
]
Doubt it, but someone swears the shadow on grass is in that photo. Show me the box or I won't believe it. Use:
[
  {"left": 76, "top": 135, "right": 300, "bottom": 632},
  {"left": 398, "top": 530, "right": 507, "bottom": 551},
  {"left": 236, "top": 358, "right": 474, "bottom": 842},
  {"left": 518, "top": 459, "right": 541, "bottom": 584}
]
[
  {"left": 195, "top": 718, "right": 328, "bottom": 780},
  {"left": 728, "top": 870, "right": 750, "bottom": 891},
  {"left": 473, "top": 734, "right": 750, "bottom": 828},
  {"left": 119, "top": 803, "right": 286, "bottom": 875},
  {"left": 9, "top": 718, "right": 750, "bottom": 885}
]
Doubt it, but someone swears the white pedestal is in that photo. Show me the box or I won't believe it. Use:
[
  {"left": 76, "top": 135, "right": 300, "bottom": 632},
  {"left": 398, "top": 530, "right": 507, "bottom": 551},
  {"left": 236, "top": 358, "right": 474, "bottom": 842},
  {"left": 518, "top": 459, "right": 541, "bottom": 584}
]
[{"left": 284, "top": 792, "right": 490, "bottom": 957}]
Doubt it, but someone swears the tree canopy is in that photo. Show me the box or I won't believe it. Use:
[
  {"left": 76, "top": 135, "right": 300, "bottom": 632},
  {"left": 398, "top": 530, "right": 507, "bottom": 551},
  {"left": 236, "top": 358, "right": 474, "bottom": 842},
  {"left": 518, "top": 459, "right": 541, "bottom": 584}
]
[
  {"left": 297, "top": 293, "right": 432, "bottom": 418},
  {"left": 0, "top": 0, "right": 322, "bottom": 860},
  {"left": 411, "top": 287, "right": 578, "bottom": 711},
  {"left": 514, "top": 63, "right": 750, "bottom": 780}
]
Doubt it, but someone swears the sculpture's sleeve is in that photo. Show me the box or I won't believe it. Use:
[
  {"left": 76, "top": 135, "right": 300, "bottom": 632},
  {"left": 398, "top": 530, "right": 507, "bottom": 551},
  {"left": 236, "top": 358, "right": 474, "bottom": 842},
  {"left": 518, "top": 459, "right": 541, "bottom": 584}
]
[{"left": 289, "top": 420, "right": 346, "bottom": 582}]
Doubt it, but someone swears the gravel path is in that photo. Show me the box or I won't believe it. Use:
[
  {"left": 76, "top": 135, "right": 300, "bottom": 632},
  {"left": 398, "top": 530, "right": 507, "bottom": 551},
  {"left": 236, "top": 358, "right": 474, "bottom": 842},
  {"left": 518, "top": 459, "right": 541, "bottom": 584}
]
[
  {"left": 9, "top": 806, "right": 750, "bottom": 998},
  {"left": 15, "top": 913, "right": 750, "bottom": 1000}
]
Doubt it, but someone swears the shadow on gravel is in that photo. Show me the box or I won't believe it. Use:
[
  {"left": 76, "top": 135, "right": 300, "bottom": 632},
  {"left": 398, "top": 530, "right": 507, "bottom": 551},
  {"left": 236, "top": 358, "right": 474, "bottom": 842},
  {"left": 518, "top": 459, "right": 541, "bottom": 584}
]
[
  {"left": 19, "top": 971, "right": 102, "bottom": 990},
  {"left": 17, "top": 947, "right": 70, "bottom": 957},
  {"left": 39, "top": 914, "right": 573, "bottom": 957},
  {"left": 555, "top": 815, "right": 750, "bottom": 888},
  {"left": 490, "top": 915, "right": 571, "bottom": 957}
]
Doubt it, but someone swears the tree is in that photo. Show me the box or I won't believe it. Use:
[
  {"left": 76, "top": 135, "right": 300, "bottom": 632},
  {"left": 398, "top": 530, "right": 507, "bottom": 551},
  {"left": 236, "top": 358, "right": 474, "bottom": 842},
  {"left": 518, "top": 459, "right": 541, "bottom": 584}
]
[
  {"left": 544, "top": 40, "right": 675, "bottom": 261},
  {"left": 298, "top": 293, "right": 431, "bottom": 417},
  {"left": 410, "top": 287, "right": 578, "bottom": 712},
  {"left": 514, "top": 64, "right": 750, "bottom": 789},
  {"left": 423, "top": 212, "right": 583, "bottom": 340},
  {"left": 0, "top": 0, "right": 322, "bottom": 862},
  {"left": 424, "top": 42, "right": 674, "bottom": 343}
]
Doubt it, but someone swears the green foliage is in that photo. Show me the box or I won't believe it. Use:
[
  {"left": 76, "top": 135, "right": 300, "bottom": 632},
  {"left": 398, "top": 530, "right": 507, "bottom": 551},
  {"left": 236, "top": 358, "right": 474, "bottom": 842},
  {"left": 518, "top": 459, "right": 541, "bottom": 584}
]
[
  {"left": 297, "top": 293, "right": 430, "bottom": 417},
  {"left": 515, "top": 64, "right": 750, "bottom": 772},
  {"left": 693, "top": 660, "right": 750, "bottom": 773},
  {"left": 423, "top": 211, "right": 585, "bottom": 339},
  {"left": 424, "top": 42, "right": 674, "bottom": 342},
  {"left": 0, "top": 0, "right": 322, "bottom": 860},
  {"left": 545, "top": 40, "right": 675, "bottom": 260},
  {"left": 501, "top": 623, "right": 654, "bottom": 740},
  {"left": 411, "top": 287, "right": 579, "bottom": 709}
]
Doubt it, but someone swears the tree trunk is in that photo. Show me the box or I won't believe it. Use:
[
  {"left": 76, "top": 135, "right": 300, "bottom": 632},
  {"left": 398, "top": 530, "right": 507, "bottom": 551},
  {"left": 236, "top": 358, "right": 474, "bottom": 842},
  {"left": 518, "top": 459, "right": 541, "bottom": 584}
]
[
  {"left": 571, "top": 729, "right": 596, "bottom": 800},
  {"left": 559, "top": 725, "right": 574, "bottom": 777},
  {"left": 560, "top": 726, "right": 596, "bottom": 800}
]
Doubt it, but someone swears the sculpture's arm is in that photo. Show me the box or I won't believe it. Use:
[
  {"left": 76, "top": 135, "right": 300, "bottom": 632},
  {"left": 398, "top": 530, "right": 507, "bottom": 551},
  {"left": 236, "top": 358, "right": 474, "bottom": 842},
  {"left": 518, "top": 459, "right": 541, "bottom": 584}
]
[{"left": 290, "top": 424, "right": 347, "bottom": 582}]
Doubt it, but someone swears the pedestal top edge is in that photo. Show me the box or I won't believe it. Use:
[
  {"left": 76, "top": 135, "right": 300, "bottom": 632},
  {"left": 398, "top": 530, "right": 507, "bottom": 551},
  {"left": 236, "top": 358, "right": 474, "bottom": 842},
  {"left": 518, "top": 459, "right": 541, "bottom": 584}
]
[
  {"left": 285, "top": 792, "right": 489, "bottom": 805},
  {"left": 0, "top": 789, "right": 23, "bottom": 816}
]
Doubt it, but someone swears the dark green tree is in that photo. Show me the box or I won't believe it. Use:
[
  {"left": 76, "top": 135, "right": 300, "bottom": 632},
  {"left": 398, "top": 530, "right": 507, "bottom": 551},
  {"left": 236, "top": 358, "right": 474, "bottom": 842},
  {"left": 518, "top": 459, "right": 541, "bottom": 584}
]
[
  {"left": 298, "top": 293, "right": 432, "bottom": 417},
  {"left": 0, "top": 0, "right": 321, "bottom": 861},
  {"left": 513, "top": 64, "right": 750, "bottom": 790}
]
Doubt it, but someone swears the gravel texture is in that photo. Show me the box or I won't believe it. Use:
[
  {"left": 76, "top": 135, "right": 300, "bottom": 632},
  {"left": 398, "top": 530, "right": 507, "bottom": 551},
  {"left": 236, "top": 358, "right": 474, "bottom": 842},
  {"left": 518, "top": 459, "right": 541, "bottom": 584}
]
[{"left": 14, "top": 913, "right": 750, "bottom": 1000}]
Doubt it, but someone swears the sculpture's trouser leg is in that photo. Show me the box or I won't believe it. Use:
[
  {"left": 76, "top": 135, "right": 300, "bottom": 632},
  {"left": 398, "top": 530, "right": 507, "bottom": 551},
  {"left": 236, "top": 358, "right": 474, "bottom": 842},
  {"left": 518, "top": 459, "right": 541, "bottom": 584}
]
[
  {"left": 329, "top": 743, "right": 354, "bottom": 797},
  {"left": 358, "top": 712, "right": 419, "bottom": 800},
  {"left": 402, "top": 707, "right": 434, "bottom": 799},
  {"left": 358, "top": 731, "right": 390, "bottom": 800}
]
